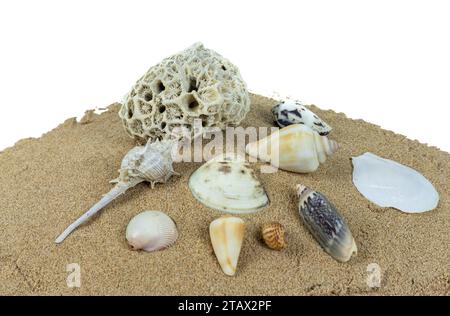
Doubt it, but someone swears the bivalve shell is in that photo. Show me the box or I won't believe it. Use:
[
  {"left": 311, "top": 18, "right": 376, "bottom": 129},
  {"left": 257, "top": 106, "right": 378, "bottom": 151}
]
[
  {"left": 126, "top": 210, "right": 178, "bottom": 252},
  {"left": 189, "top": 153, "right": 269, "bottom": 214}
]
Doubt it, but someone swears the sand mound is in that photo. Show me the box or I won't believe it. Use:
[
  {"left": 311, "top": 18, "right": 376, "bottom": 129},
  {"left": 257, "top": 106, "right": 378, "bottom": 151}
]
[{"left": 0, "top": 94, "right": 448, "bottom": 295}]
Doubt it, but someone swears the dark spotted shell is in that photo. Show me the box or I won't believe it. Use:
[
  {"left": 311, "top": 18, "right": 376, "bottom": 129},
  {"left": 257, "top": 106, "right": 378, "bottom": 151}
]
[{"left": 296, "top": 185, "right": 357, "bottom": 262}]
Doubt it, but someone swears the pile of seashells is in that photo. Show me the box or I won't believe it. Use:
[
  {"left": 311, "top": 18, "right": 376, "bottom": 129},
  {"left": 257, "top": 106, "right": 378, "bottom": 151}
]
[
  {"left": 54, "top": 98, "right": 440, "bottom": 277},
  {"left": 54, "top": 43, "right": 439, "bottom": 277}
]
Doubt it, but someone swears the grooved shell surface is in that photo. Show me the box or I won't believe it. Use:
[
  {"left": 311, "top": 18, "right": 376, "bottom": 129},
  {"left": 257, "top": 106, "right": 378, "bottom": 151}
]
[
  {"left": 126, "top": 211, "right": 178, "bottom": 252},
  {"left": 262, "top": 222, "right": 286, "bottom": 250}
]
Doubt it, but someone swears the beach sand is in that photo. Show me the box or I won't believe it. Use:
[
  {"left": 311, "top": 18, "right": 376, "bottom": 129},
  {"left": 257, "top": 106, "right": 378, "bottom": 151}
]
[{"left": 0, "top": 94, "right": 449, "bottom": 295}]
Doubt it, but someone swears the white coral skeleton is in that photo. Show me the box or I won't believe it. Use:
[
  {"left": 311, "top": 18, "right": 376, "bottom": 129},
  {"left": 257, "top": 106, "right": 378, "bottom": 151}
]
[{"left": 120, "top": 42, "right": 251, "bottom": 143}]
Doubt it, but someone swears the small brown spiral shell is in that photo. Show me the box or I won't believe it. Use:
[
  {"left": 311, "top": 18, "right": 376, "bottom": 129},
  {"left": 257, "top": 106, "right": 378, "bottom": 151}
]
[{"left": 262, "top": 222, "right": 286, "bottom": 250}]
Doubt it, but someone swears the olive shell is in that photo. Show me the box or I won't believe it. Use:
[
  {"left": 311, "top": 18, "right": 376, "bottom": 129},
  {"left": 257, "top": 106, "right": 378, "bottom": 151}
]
[{"left": 296, "top": 185, "right": 357, "bottom": 262}]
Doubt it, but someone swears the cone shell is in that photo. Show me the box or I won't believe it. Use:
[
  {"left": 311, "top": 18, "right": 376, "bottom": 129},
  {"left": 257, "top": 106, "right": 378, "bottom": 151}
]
[
  {"left": 262, "top": 222, "right": 286, "bottom": 250},
  {"left": 296, "top": 185, "right": 357, "bottom": 262},
  {"left": 126, "top": 211, "right": 178, "bottom": 252},
  {"left": 209, "top": 216, "right": 245, "bottom": 276},
  {"left": 245, "top": 124, "right": 339, "bottom": 173},
  {"left": 189, "top": 153, "right": 269, "bottom": 214}
]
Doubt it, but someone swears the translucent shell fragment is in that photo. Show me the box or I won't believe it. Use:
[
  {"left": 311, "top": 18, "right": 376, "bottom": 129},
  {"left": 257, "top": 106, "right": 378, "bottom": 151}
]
[{"left": 352, "top": 152, "right": 439, "bottom": 213}]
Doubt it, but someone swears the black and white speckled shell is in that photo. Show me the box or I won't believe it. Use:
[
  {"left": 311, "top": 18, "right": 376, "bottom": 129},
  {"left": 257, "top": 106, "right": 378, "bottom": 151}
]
[
  {"left": 297, "top": 186, "right": 357, "bottom": 262},
  {"left": 272, "top": 101, "right": 332, "bottom": 136}
]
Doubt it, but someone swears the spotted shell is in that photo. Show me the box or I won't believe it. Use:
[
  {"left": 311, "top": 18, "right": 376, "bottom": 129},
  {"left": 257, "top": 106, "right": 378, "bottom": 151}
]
[
  {"left": 272, "top": 101, "right": 332, "bottom": 136},
  {"left": 262, "top": 222, "right": 286, "bottom": 250},
  {"left": 296, "top": 185, "right": 357, "bottom": 262}
]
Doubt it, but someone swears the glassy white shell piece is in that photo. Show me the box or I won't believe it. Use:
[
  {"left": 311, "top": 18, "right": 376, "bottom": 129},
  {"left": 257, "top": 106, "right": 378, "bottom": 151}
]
[
  {"left": 188, "top": 153, "right": 269, "bottom": 214},
  {"left": 352, "top": 153, "right": 439, "bottom": 213},
  {"left": 126, "top": 210, "right": 178, "bottom": 252}
]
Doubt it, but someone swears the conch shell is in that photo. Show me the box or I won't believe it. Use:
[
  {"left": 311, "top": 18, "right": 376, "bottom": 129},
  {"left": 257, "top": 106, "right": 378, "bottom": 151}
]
[
  {"left": 209, "top": 216, "right": 245, "bottom": 276},
  {"left": 245, "top": 124, "right": 339, "bottom": 173},
  {"left": 55, "top": 140, "right": 178, "bottom": 244},
  {"left": 261, "top": 222, "right": 286, "bottom": 250},
  {"left": 296, "top": 184, "right": 357, "bottom": 262}
]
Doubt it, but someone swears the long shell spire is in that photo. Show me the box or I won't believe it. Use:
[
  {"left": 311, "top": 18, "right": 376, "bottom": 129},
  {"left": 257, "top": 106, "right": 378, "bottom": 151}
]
[
  {"left": 55, "top": 140, "right": 177, "bottom": 244},
  {"left": 55, "top": 180, "right": 142, "bottom": 243}
]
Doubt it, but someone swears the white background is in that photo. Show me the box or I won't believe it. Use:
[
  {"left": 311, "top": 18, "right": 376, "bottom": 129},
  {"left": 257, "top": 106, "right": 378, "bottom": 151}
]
[{"left": 0, "top": 0, "right": 449, "bottom": 152}]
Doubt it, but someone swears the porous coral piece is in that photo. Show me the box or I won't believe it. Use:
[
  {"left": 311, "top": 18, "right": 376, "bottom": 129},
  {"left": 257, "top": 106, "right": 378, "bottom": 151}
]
[{"left": 120, "top": 43, "right": 251, "bottom": 143}]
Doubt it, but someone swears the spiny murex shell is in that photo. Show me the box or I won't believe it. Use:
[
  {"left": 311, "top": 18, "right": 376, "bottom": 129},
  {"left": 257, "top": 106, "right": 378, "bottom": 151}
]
[
  {"left": 352, "top": 152, "right": 439, "bottom": 213},
  {"left": 188, "top": 153, "right": 269, "bottom": 214},
  {"left": 246, "top": 124, "right": 339, "bottom": 173},
  {"left": 126, "top": 210, "right": 178, "bottom": 252},
  {"left": 262, "top": 222, "right": 286, "bottom": 250},
  {"left": 111, "top": 139, "right": 177, "bottom": 188},
  {"left": 272, "top": 100, "right": 332, "bottom": 136},
  {"left": 210, "top": 216, "right": 246, "bottom": 276},
  {"left": 120, "top": 42, "right": 250, "bottom": 143},
  {"left": 55, "top": 140, "right": 178, "bottom": 244},
  {"left": 296, "top": 185, "right": 357, "bottom": 262}
]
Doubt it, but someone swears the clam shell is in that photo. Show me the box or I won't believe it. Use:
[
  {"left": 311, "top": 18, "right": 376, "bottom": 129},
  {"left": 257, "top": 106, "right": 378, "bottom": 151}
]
[
  {"left": 352, "top": 152, "right": 439, "bottom": 213},
  {"left": 262, "top": 222, "right": 286, "bottom": 250},
  {"left": 209, "top": 216, "right": 245, "bottom": 276},
  {"left": 272, "top": 101, "right": 332, "bottom": 135},
  {"left": 245, "top": 124, "right": 339, "bottom": 173},
  {"left": 296, "top": 185, "right": 357, "bottom": 262},
  {"left": 188, "top": 153, "right": 269, "bottom": 214},
  {"left": 126, "top": 210, "right": 178, "bottom": 252}
]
